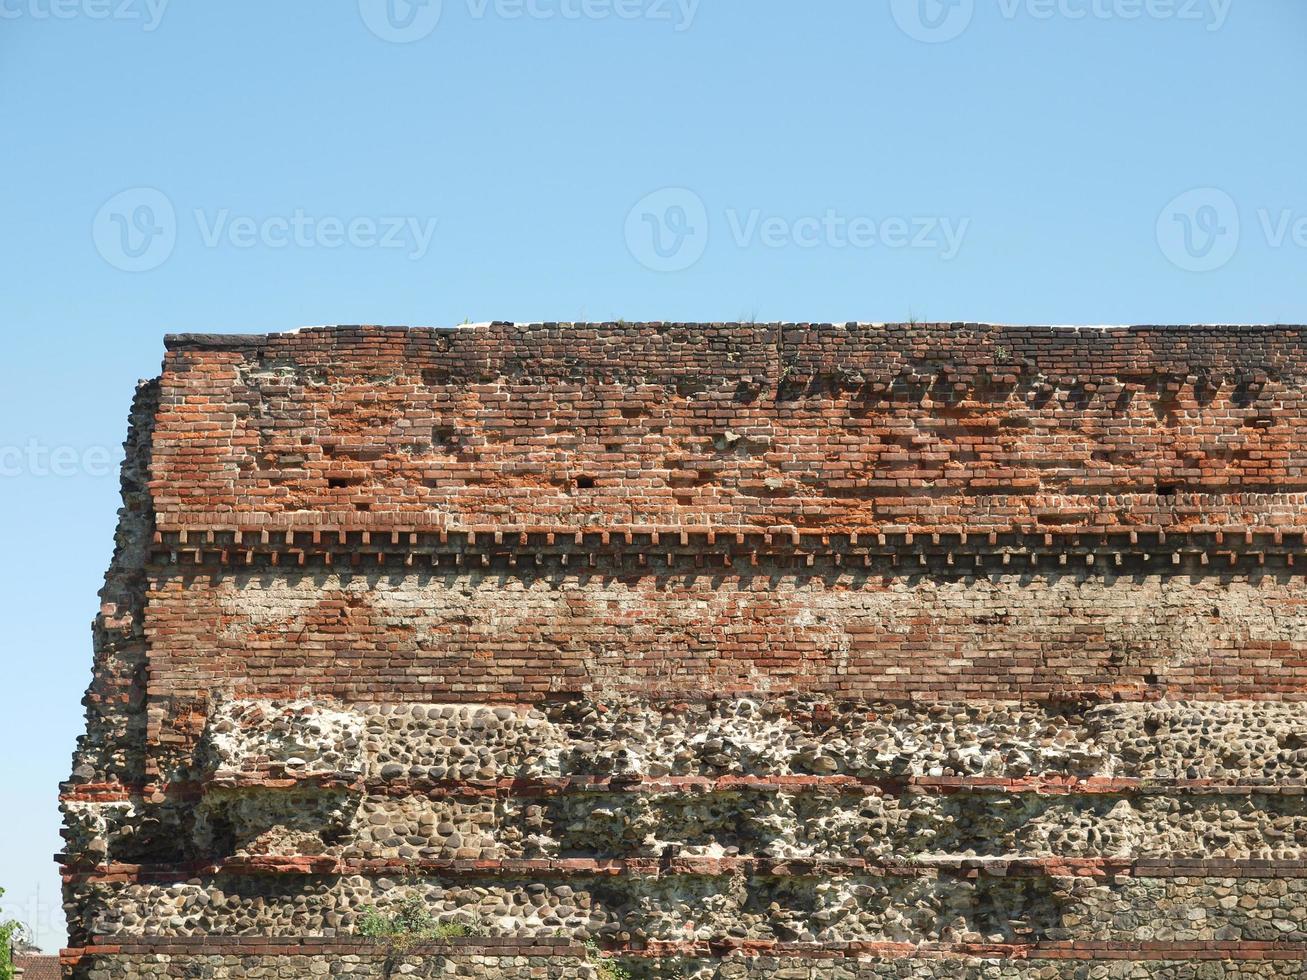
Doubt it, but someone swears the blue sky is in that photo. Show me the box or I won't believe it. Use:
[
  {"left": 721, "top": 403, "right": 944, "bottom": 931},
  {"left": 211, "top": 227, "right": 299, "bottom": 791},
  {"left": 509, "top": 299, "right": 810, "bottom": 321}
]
[{"left": 1, "top": 0, "right": 1305, "bottom": 951}]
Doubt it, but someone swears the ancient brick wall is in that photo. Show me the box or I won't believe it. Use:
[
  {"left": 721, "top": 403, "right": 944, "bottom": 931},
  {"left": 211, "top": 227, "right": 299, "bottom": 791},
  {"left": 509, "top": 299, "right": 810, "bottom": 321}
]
[{"left": 62, "top": 323, "right": 1307, "bottom": 977}]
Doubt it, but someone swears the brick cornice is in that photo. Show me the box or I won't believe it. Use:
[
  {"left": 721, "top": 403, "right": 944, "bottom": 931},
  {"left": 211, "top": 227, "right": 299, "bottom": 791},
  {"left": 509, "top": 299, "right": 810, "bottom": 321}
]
[{"left": 149, "top": 522, "right": 1307, "bottom": 575}]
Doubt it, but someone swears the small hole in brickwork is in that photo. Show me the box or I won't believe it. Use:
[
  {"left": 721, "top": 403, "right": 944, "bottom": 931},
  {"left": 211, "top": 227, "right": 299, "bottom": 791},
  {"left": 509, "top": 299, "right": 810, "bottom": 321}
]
[
  {"left": 328, "top": 477, "right": 360, "bottom": 489},
  {"left": 1145, "top": 673, "right": 1160, "bottom": 685},
  {"left": 421, "top": 368, "right": 451, "bottom": 385},
  {"left": 355, "top": 502, "right": 371, "bottom": 511},
  {"left": 1155, "top": 485, "right": 1177, "bottom": 497},
  {"left": 575, "top": 476, "right": 596, "bottom": 490}
]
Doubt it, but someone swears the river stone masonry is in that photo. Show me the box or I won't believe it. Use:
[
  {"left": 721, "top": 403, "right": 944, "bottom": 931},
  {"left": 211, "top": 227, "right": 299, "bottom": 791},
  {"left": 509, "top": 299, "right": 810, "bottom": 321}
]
[{"left": 62, "top": 322, "right": 1307, "bottom": 978}]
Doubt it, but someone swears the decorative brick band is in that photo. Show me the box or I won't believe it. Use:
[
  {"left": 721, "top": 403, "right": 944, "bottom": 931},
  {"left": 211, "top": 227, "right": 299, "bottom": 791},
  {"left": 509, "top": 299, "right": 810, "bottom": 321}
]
[
  {"left": 63, "top": 937, "right": 1307, "bottom": 963},
  {"left": 60, "top": 854, "right": 1307, "bottom": 885},
  {"left": 59, "top": 773, "right": 1307, "bottom": 805},
  {"left": 151, "top": 525, "right": 1307, "bottom": 572}
]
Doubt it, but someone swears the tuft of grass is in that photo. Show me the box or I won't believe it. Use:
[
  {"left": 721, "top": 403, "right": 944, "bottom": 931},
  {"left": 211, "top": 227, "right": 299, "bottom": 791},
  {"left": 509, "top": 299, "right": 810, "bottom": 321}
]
[
  {"left": 357, "top": 895, "right": 483, "bottom": 955},
  {"left": 584, "top": 940, "right": 633, "bottom": 980}
]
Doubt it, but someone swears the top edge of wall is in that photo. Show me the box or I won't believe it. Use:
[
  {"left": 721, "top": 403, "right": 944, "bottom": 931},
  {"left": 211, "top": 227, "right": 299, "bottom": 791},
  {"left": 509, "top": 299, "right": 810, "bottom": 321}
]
[{"left": 162, "top": 322, "right": 1307, "bottom": 352}]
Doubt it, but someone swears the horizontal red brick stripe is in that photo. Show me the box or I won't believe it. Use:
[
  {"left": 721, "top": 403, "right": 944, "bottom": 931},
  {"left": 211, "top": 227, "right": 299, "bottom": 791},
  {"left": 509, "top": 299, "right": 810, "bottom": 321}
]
[
  {"left": 63, "top": 937, "right": 1307, "bottom": 963},
  {"left": 60, "top": 773, "right": 1307, "bottom": 804},
  {"left": 61, "top": 854, "right": 1307, "bottom": 884}
]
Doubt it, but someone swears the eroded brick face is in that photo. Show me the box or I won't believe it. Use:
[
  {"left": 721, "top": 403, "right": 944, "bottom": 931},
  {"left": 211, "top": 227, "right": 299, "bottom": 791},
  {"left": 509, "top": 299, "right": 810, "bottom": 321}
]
[
  {"left": 145, "top": 570, "right": 1307, "bottom": 710},
  {"left": 149, "top": 322, "right": 1307, "bottom": 528},
  {"left": 63, "top": 323, "right": 1307, "bottom": 978}
]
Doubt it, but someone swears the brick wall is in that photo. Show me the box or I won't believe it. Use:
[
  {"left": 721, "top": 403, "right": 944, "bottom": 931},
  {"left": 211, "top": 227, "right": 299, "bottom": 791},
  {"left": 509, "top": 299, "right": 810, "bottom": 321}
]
[
  {"left": 152, "top": 322, "right": 1307, "bottom": 529},
  {"left": 61, "top": 323, "right": 1307, "bottom": 978}
]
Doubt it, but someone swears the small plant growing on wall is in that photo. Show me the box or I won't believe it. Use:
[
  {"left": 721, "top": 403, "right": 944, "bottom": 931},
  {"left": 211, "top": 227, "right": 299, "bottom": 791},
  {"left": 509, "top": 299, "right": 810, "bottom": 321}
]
[
  {"left": 584, "top": 939, "right": 633, "bottom": 980},
  {"left": 356, "top": 894, "right": 483, "bottom": 976}
]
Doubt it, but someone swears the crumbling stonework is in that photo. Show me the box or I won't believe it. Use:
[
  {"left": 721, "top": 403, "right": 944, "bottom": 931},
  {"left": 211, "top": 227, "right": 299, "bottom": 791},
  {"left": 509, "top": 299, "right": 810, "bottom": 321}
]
[{"left": 62, "top": 323, "right": 1307, "bottom": 977}]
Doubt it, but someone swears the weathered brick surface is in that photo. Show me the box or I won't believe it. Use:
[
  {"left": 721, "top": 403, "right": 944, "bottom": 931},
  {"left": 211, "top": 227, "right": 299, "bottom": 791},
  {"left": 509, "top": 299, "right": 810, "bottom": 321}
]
[
  {"left": 152, "top": 323, "right": 1307, "bottom": 529},
  {"left": 62, "top": 324, "right": 1307, "bottom": 977},
  {"left": 143, "top": 570, "right": 1307, "bottom": 716}
]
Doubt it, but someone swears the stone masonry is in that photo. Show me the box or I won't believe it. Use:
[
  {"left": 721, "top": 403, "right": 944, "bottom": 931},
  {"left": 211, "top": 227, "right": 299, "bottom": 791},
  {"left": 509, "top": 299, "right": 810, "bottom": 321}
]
[{"left": 61, "top": 322, "right": 1307, "bottom": 977}]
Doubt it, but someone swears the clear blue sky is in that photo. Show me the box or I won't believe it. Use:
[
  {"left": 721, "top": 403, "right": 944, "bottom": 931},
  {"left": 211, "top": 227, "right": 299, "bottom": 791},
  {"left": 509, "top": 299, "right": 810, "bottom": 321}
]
[{"left": 1, "top": 0, "right": 1305, "bottom": 952}]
